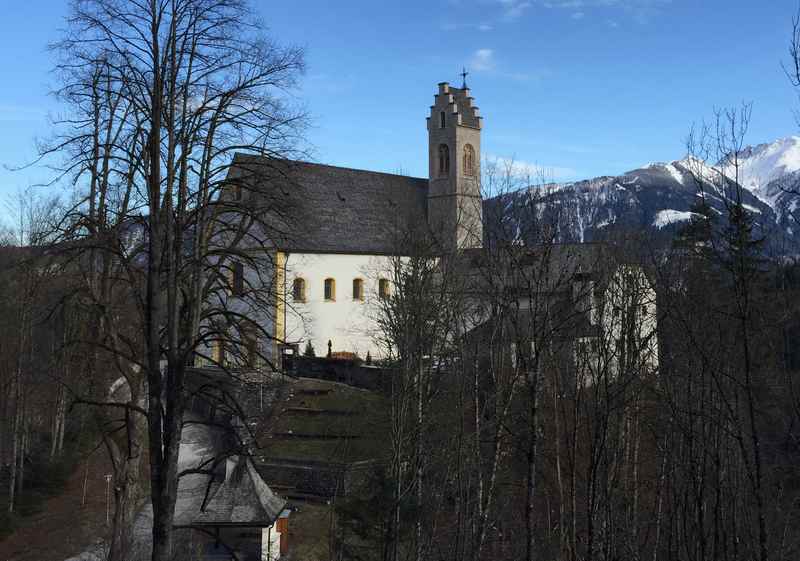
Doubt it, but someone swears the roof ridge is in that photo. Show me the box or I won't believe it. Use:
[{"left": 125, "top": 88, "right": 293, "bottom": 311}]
[
  {"left": 231, "top": 153, "right": 431, "bottom": 254},
  {"left": 235, "top": 153, "right": 428, "bottom": 184},
  {"left": 245, "top": 457, "right": 286, "bottom": 521}
]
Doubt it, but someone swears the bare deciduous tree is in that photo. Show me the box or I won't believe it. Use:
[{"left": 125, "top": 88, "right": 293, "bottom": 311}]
[{"left": 37, "top": 1, "right": 305, "bottom": 558}]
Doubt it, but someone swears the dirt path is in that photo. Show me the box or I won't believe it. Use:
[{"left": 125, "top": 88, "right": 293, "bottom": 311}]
[{"left": 0, "top": 447, "right": 114, "bottom": 561}]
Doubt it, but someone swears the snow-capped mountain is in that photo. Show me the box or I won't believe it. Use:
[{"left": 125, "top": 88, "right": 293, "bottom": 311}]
[
  {"left": 721, "top": 136, "right": 800, "bottom": 209},
  {"left": 485, "top": 142, "right": 798, "bottom": 251},
  {"left": 719, "top": 137, "right": 800, "bottom": 237}
]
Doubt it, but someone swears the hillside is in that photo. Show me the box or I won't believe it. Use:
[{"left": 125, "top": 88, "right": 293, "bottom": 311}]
[{"left": 0, "top": 447, "right": 114, "bottom": 561}]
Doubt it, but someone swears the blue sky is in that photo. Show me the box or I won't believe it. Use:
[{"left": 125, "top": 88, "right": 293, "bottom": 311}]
[{"left": 0, "top": 0, "right": 797, "bottom": 211}]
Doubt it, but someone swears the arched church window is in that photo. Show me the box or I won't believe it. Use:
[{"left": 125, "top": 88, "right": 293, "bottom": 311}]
[
  {"left": 292, "top": 278, "right": 306, "bottom": 302},
  {"left": 438, "top": 144, "right": 450, "bottom": 177},
  {"left": 232, "top": 261, "right": 244, "bottom": 296},
  {"left": 211, "top": 338, "right": 225, "bottom": 366},
  {"left": 378, "top": 278, "right": 390, "bottom": 300},
  {"left": 439, "top": 111, "right": 446, "bottom": 128},
  {"left": 324, "top": 278, "right": 336, "bottom": 301},
  {"left": 463, "top": 144, "right": 476, "bottom": 176},
  {"left": 352, "top": 278, "right": 364, "bottom": 301},
  {"left": 241, "top": 324, "right": 259, "bottom": 368}
]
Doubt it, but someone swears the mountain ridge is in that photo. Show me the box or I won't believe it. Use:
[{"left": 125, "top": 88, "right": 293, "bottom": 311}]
[{"left": 487, "top": 137, "right": 800, "bottom": 252}]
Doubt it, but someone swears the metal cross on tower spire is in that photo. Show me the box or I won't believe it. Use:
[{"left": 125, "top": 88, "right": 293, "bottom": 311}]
[{"left": 460, "top": 67, "right": 469, "bottom": 89}]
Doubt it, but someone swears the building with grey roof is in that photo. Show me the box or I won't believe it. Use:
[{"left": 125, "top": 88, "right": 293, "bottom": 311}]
[
  {"left": 210, "top": 81, "right": 658, "bottom": 375},
  {"left": 210, "top": 81, "right": 486, "bottom": 362},
  {"left": 190, "top": 456, "right": 289, "bottom": 561}
]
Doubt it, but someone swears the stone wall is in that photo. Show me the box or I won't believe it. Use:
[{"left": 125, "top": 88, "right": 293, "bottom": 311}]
[
  {"left": 283, "top": 356, "right": 392, "bottom": 393},
  {"left": 255, "top": 458, "right": 381, "bottom": 499}
]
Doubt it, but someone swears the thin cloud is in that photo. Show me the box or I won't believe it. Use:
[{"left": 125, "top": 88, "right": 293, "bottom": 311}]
[
  {"left": 491, "top": 155, "right": 580, "bottom": 182},
  {"left": 470, "top": 49, "right": 496, "bottom": 72},
  {"left": 466, "top": 49, "right": 549, "bottom": 82},
  {"left": 498, "top": 0, "right": 533, "bottom": 20},
  {"left": 441, "top": 21, "right": 494, "bottom": 31},
  {"left": 537, "top": 0, "right": 671, "bottom": 23},
  {"left": 541, "top": 0, "right": 585, "bottom": 7}
]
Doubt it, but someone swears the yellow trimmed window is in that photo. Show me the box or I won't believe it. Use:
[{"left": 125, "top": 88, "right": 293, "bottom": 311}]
[
  {"left": 211, "top": 339, "right": 224, "bottom": 365},
  {"left": 242, "top": 326, "right": 259, "bottom": 368},
  {"left": 324, "top": 278, "right": 336, "bottom": 301},
  {"left": 352, "top": 278, "right": 364, "bottom": 301},
  {"left": 378, "top": 278, "right": 390, "bottom": 300},
  {"left": 293, "top": 278, "right": 306, "bottom": 302}
]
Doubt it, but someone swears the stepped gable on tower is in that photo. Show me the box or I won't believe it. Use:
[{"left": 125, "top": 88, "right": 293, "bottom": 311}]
[{"left": 428, "top": 82, "right": 483, "bottom": 129}]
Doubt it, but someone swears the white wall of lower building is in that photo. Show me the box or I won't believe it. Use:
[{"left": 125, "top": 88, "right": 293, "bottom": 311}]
[
  {"left": 600, "top": 265, "right": 659, "bottom": 377},
  {"left": 281, "top": 252, "right": 396, "bottom": 359},
  {"left": 262, "top": 525, "right": 281, "bottom": 561}
]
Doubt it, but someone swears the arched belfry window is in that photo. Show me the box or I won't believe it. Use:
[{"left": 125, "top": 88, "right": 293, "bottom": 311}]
[
  {"left": 292, "top": 278, "right": 306, "bottom": 302},
  {"left": 439, "top": 111, "right": 446, "bottom": 128},
  {"left": 463, "top": 144, "right": 476, "bottom": 176},
  {"left": 438, "top": 144, "right": 450, "bottom": 177}
]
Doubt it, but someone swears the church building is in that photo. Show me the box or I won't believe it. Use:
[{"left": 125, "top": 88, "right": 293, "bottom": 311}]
[
  {"left": 217, "top": 81, "right": 658, "bottom": 378},
  {"left": 223, "top": 81, "right": 485, "bottom": 361}
]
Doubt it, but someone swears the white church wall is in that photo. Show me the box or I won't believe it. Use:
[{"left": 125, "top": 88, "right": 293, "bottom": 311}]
[
  {"left": 262, "top": 525, "right": 280, "bottom": 561},
  {"left": 282, "top": 252, "right": 396, "bottom": 359},
  {"left": 599, "top": 264, "right": 659, "bottom": 378},
  {"left": 196, "top": 250, "right": 279, "bottom": 368}
]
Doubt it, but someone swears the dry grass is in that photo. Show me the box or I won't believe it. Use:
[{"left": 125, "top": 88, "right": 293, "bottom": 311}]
[
  {"left": 256, "top": 377, "right": 389, "bottom": 464},
  {"left": 283, "top": 503, "right": 333, "bottom": 561}
]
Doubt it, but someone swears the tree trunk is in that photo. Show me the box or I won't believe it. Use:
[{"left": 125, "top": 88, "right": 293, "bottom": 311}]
[
  {"left": 8, "top": 295, "right": 29, "bottom": 514},
  {"left": 18, "top": 408, "right": 28, "bottom": 496},
  {"left": 526, "top": 365, "right": 540, "bottom": 561},
  {"left": 108, "top": 413, "right": 146, "bottom": 561},
  {"left": 552, "top": 366, "right": 568, "bottom": 558},
  {"left": 7, "top": 388, "right": 20, "bottom": 514},
  {"left": 50, "top": 385, "right": 66, "bottom": 461},
  {"left": 415, "top": 360, "right": 424, "bottom": 561}
]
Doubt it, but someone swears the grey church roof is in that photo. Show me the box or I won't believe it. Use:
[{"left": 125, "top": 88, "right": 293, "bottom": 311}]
[
  {"left": 193, "top": 456, "right": 286, "bottom": 527},
  {"left": 229, "top": 154, "right": 430, "bottom": 254}
]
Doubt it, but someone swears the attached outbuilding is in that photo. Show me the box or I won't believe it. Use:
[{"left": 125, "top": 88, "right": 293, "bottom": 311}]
[{"left": 191, "top": 455, "right": 290, "bottom": 561}]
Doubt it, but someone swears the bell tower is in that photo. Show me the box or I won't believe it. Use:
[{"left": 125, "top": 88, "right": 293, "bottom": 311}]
[{"left": 427, "top": 81, "right": 483, "bottom": 250}]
